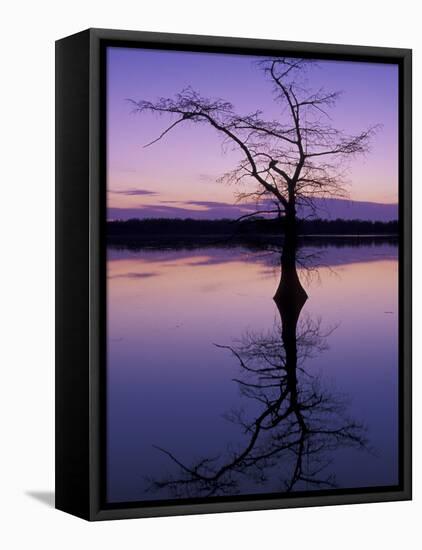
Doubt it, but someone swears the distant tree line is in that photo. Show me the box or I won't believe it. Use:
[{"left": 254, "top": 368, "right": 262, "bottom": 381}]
[{"left": 107, "top": 217, "right": 398, "bottom": 239}]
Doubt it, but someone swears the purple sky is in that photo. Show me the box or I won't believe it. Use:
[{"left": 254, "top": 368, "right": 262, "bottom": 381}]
[{"left": 107, "top": 47, "right": 399, "bottom": 221}]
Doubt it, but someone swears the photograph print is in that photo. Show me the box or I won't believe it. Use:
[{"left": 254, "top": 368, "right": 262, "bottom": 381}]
[{"left": 106, "top": 46, "right": 401, "bottom": 506}]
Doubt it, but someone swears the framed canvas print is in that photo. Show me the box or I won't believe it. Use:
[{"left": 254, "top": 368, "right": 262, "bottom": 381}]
[{"left": 55, "top": 28, "right": 412, "bottom": 521}]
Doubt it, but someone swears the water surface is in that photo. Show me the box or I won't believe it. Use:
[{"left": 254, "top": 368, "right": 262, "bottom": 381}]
[{"left": 106, "top": 240, "right": 398, "bottom": 503}]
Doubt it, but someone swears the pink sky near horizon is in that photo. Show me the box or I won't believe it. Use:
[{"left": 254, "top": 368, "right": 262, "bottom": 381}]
[{"left": 106, "top": 47, "right": 399, "bottom": 218}]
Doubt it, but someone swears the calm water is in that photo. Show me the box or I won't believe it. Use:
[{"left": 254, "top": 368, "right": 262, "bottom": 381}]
[{"left": 106, "top": 240, "right": 399, "bottom": 503}]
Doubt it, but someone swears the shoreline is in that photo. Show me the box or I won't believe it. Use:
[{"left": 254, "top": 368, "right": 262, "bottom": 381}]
[{"left": 107, "top": 233, "right": 399, "bottom": 250}]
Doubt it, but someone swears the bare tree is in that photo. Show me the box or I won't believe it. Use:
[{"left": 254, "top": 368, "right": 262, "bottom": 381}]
[{"left": 130, "top": 58, "right": 378, "bottom": 237}]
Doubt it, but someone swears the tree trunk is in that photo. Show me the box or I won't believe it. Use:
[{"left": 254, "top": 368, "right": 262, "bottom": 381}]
[{"left": 273, "top": 206, "right": 308, "bottom": 311}]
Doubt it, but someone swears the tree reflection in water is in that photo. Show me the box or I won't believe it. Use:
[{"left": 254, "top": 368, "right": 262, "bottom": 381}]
[{"left": 148, "top": 235, "right": 368, "bottom": 498}]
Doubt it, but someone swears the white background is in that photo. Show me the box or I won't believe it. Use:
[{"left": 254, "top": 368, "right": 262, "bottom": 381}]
[{"left": 0, "top": 1, "right": 419, "bottom": 548}]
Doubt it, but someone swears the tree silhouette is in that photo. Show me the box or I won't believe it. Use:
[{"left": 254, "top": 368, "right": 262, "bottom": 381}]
[
  {"left": 129, "top": 61, "right": 377, "bottom": 493},
  {"left": 130, "top": 58, "right": 378, "bottom": 238}
]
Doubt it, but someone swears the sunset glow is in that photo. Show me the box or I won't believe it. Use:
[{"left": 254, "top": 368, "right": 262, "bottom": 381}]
[
  {"left": 106, "top": 45, "right": 400, "bottom": 504},
  {"left": 107, "top": 48, "right": 398, "bottom": 220}
]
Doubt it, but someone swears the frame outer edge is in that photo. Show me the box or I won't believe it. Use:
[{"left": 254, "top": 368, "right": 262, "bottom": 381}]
[
  {"left": 402, "top": 48, "right": 412, "bottom": 499},
  {"left": 55, "top": 29, "right": 92, "bottom": 521},
  {"left": 89, "top": 28, "right": 102, "bottom": 520}
]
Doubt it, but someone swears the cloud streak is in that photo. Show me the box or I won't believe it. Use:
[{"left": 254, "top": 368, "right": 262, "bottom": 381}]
[
  {"left": 108, "top": 271, "right": 159, "bottom": 279},
  {"left": 108, "top": 197, "right": 398, "bottom": 222},
  {"left": 110, "top": 188, "right": 159, "bottom": 196}
]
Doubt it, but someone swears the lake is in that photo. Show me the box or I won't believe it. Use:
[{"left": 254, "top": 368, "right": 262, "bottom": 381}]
[{"left": 106, "top": 239, "right": 399, "bottom": 503}]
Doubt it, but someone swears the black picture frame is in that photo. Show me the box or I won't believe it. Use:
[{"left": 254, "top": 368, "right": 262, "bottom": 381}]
[{"left": 55, "top": 28, "right": 412, "bottom": 521}]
